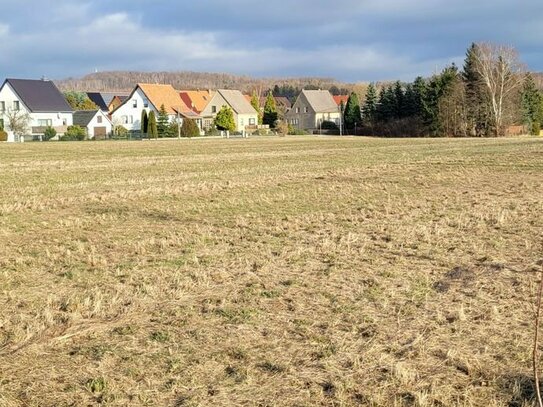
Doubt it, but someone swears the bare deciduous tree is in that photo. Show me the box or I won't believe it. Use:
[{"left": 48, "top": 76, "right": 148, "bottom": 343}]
[
  {"left": 5, "top": 109, "right": 31, "bottom": 137},
  {"left": 473, "top": 43, "right": 526, "bottom": 136}
]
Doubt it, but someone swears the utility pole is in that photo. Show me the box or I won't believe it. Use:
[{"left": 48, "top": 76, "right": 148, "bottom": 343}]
[{"left": 177, "top": 110, "right": 181, "bottom": 139}]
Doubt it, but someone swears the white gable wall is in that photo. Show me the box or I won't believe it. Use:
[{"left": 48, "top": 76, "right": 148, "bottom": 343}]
[
  {"left": 85, "top": 111, "right": 113, "bottom": 139},
  {"left": 111, "top": 87, "right": 153, "bottom": 131}
]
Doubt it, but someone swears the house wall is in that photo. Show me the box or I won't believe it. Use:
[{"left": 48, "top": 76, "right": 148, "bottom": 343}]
[
  {"left": 285, "top": 93, "right": 341, "bottom": 130},
  {"left": 285, "top": 93, "right": 316, "bottom": 130},
  {"left": 86, "top": 111, "right": 113, "bottom": 139},
  {"left": 111, "top": 88, "right": 154, "bottom": 131},
  {"left": 0, "top": 82, "right": 72, "bottom": 135},
  {"left": 200, "top": 93, "right": 257, "bottom": 131}
]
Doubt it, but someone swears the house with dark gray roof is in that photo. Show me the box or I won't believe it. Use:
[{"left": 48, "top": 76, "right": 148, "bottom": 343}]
[
  {"left": 87, "top": 92, "right": 130, "bottom": 112},
  {"left": 199, "top": 89, "right": 259, "bottom": 131},
  {"left": 0, "top": 78, "right": 73, "bottom": 139},
  {"left": 73, "top": 110, "right": 112, "bottom": 140},
  {"left": 285, "top": 90, "right": 341, "bottom": 131}
]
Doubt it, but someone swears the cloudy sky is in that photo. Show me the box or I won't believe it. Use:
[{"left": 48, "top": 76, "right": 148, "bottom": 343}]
[{"left": 0, "top": 0, "right": 541, "bottom": 82}]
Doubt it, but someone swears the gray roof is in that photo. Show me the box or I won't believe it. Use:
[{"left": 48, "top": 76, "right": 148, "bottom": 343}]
[
  {"left": 218, "top": 89, "right": 257, "bottom": 115},
  {"left": 4, "top": 78, "right": 73, "bottom": 113},
  {"left": 302, "top": 90, "right": 338, "bottom": 113},
  {"left": 87, "top": 92, "right": 130, "bottom": 111},
  {"left": 73, "top": 110, "right": 99, "bottom": 127}
]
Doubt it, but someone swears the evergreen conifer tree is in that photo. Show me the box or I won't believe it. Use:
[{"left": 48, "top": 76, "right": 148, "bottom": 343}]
[
  {"left": 140, "top": 110, "right": 148, "bottom": 135},
  {"left": 362, "top": 83, "right": 377, "bottom": 126},
  {"left": 522, "top": 74, "right": 543, "bottom": 135},
  {"left": 344, "top": 92, "right": 362, "bottom": 129},
  {"left": 263, "top": 92, "right": 278, "bottom": 128},
  {"left": 148, "top": 111, "right": 158, "bottom": 139},
  {"left": 157, "top": 104, "right": 170, "bottom": 137}
]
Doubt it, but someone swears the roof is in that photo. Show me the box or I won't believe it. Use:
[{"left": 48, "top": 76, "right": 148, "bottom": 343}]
[
  {"left": 302, "top": 90, "right": 338, "bottom": 113},
  {"left": 73, "top": 110, "right": 100, "bottom": 127},
  {"left": 87, "top": 92, "right": 129, "bottom": 111},
  {"left": 179, "top": 90, "right": 213, "bottom": 113},
  {"left": 243, "top": 95, "right": 292, "bottom": 110},
  {"left": 138, "top": 83, "right": 190, "bottom": 115},
  {"left": 333, "top": 95, "right": 349, "bottom": 106},
  {"left": 218, "top": 89, "right": 257, "bottom": 115},
  {"left": 3, "top": 78, "right": 73, "bottom": 113}
]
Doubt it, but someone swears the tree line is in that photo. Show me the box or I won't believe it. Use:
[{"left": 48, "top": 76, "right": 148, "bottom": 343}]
[{"left": 342, "top": 42, "right": 542, "bottom": 137}]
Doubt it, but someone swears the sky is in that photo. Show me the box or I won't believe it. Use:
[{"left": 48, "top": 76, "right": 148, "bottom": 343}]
[{"left": 0, "top": 0, "right": 542, "bottom": 83}]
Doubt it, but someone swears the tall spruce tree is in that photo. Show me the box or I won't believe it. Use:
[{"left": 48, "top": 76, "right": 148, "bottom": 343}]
[
  {"left": 393, "top": 81, "right": 405, "bottom": 118},
  {"left": 522, "top": 74, "right": 543, "bottom": 135},
  {"left": 344, "top": 92, "right": 362, "bottom": 130},
  {"left": 362, "top": 83, "right": 378, "bottom": 126},
  {"left": 140, "top": 110, "right": 148, "bottom": 135},
  {"left": 157, "top": 104, "right": 170, "bottom": 137},
  {"left": 148, "top": 111, "right": 158, "bottom": 139},
  {"left": 263, "top": 92, "right": 278, "bottom": 128},
  {"left": 250, "top": 91, "right": 263, "bottom": 125},
  {"left": 463, "top": 43, "right": 490, "bottom": 136}
]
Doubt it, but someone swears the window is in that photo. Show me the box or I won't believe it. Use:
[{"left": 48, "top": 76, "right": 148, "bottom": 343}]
[
  {"left": 240, "top": 118, "right": 244, "bottom": 126},
  {"left": 296, "top": 107, "right": 300, "bottom": 113},
  {"left": 304, "top": 106, "right": 309, "bottom": 113},
  {"left": 63, "top": 119, "right": 67, "bottom": 126},
  {"left": 143, "top": 99, "right": 149, "bottom": 108},
  {"left": 38, "top": 119, "right": 52, "bottom": 127},
  {"left": 122, "top": 115, "right": 128, "bottom": 124},
  {"left": 0, "top": 101, "right": 5, "bottom": 112},
  {"left": 211, "top": 106, "right": 217, "bottom": 113},
  {"left": 132, "top": 99, "right": 137, "bottom": 108},
  {"left": 13, "top": 101, "right": 20, "bottom": 111},
  {"left": 249, "top": 118, "right": 255, "bottom": 125},
  {"left": 129, "top": 116, "right": 134, "bottom": 124},
  {"left": 97, "top": 115, "right": 103, "bottom": 124},
  {"left": 0, "top": 118, "right": 4, "bottom": 129}
]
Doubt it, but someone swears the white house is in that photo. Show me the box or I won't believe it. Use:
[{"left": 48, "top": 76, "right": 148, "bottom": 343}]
[
  {"left": 73, "top": 110, "right": 113, "bottom": 140},
  {"left": 0, "top": 78, "right": 73, "bottom": 140},
  {"left": 110, "top": 83, "right": 199, "bottom": 132},
  {"left": 285, "top": 90, "right": 341, "bottom": 131},
  {"left": 199, "top": 89, "right": 259, "bottom": 131}
]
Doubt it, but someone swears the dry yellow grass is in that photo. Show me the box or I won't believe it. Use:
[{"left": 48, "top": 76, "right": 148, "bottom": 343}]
[{"left": 0, "top": 136, "right": 542, "bottom": 407}]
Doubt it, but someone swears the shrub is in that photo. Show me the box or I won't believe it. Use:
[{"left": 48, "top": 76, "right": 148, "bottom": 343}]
[
  {"left": 0, "top": 130, "right": 7, "bottom": 142},
  {"left": 321, "top": 120, "right": 338, "bottom": 130},
  {"left": 275, "top": 121, "right": 288, "bottom": 136},
  {"left": 532, "top": 121, "right": 541, "bottom": 136},
  {"left": 180, "top": 119, "right": 201, "bottom": 138},
  {"left": 43, "top": 126, "right": 56, "bottom": 141},
  {"left": 205, "top": 127, "right": 220, "bottom": 137},
  {"left": 60, "top": 125, "right": 86, "bottom": 141},
  {"left": 288, "top": 125, "right": 308, "bottom": 135},
  {"left": 114, "top": 125, "right": 129, "bottom": 138}
]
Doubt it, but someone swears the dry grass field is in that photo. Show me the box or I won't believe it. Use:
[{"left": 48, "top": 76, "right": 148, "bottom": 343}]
[{"left": 0, "top": 136, "right": 542, "bottom": 407}]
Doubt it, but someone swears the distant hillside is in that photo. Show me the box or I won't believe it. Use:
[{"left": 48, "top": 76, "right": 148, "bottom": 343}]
[{"left": 55, "top": 71, "right": 355, "bottom": 95}]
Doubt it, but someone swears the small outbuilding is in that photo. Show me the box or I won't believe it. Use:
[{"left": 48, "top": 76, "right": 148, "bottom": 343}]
[{"left": 73, "top": 110, "right": 112, "bottom": 140}]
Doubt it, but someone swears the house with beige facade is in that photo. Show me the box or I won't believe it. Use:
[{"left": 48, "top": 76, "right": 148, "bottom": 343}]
[
  {"left": 285, "top": 90, "right": 341, "bottom": 131},
  {"left": 199, "top": 89, "right": 258, "bottom": 131}
]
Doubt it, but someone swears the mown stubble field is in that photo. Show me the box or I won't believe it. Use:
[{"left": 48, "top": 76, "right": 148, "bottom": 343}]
[{"left": 0, "top": 136, "right": 542, "bottom": 407}]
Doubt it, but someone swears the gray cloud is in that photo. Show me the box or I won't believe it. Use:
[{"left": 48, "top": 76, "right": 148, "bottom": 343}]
[{"left": 0, "top": 0, "right": 541, "bottom": 82}]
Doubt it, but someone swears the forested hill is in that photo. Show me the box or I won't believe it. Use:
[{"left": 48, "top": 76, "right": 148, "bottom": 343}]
[{"left": 55, "top": 71, "right": 353, "bottom": 94}]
